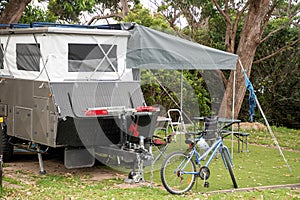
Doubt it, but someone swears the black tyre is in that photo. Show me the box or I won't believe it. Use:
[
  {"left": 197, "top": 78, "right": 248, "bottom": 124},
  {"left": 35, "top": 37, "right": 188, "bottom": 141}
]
[
  {"left": 222, "top": 148, "right": 238, "bottom": 188},
  {"left": 160, "top": 151, "right": 196, "bottom": 194},
  {"left": 1, "top": 123, "right": 13, "bottom": 162}
]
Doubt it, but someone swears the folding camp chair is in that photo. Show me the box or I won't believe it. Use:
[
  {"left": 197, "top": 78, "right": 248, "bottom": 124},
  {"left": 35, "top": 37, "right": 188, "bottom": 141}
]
[
  {"left": 188, "top": 116, "right": 219, "bottom": 158},
  {"left": 202, "top": 116, "right": 219, "bottom": 146},
  {"left": 167, "top": 109, "right": 186, "bottom": 142}
]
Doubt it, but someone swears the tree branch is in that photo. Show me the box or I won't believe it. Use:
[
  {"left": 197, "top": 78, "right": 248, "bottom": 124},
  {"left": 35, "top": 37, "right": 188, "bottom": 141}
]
[
  {"left": 87, "top": 13, "right": 124, "bottom": 25},
  {"left": 120, "top": 0, "right": 129, "bottom": 17},
  {"left": 231, "top": 1, "right": 250, "bottom": 50},
  {"left": 260, "top": 25, "right": 287, "bottom": 44},
  {"left": 87, "top": 0, "right": 129, "bottom": 25},
  {"left": 212, "top": 0, "right": 232, "bottom": 25},
  {"left": 261, "top": 0, "right": 278, "bottom": 36},
  {"left": 253, "top": 38, "right": 300, "bottom": 64},
  {"left": 236, "top": 1, "right": 250, "bottom": 22}
]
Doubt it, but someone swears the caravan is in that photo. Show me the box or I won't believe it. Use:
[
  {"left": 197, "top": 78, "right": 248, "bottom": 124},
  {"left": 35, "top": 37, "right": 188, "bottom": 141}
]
[{"left": 0, "top": 23, "right": 158, "bottom": 177}]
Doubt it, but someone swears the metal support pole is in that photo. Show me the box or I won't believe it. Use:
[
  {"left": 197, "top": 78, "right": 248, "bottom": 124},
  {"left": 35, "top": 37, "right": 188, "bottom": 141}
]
[
  {"left": 179, "top": 69, "right": 184, "bottom": 147},
  {"left": 37, "top": 145, "right": 46, "bottom": 174},
  {"left": 231, "top": 71, "right": 236, "bottom": 158},
  {"left": 0, "top": 117, "right": 3, "bottom": 192}
]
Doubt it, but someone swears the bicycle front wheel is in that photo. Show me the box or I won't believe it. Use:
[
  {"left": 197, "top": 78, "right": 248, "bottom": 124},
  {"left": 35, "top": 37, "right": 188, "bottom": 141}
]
[
  {"left": 160, "top": 151, "right": 196, "bottom": 194},
  {"left": 222, "top": 148, "right": 238, "bottom": 188}
]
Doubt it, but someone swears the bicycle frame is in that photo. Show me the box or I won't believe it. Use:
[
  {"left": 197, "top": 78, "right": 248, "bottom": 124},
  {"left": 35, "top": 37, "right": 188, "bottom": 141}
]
[
  {"left": 179, "top": 137, "right": 232, "bottom": 176},
  {"left": 161, "top": 121, "right": 238, "bottom": 194}
]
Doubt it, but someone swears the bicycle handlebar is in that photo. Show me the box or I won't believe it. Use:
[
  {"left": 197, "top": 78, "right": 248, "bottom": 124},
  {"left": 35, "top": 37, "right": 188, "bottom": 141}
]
[
  {"left": 186, "top": 120, "right": 238, "bottom": 144},
  {"left": 220, "top": 121, "right": 236, "bottom": 130}
]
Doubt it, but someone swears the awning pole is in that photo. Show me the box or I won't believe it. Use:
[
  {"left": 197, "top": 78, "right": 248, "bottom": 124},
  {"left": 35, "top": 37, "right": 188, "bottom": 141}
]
[
  {"left": 231, "top": 70, "right": 236, "bottom": 158},
  {"left": 180, "top": 69, "right": 184, "bottom": 147}
]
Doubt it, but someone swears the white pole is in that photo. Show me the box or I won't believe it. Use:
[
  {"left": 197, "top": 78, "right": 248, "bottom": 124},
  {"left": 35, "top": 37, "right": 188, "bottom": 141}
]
[
  {"left": 255, "top": 98, "right": 292, "bottom": 172},
  {"left": 180, "top": 69, "right": 184, "bottom": 147},
  {"left": 231, "top": 70, "right": 236, "bottom": 158}
]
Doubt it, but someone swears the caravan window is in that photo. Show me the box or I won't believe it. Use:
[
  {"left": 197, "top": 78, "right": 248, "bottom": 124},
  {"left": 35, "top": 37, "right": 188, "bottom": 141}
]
[
  {"left": 16, "top": 44, "right": 40, "bottom": 71},
  {"left": 0, "top": 44, "right": 3, "bottom": 69},
  {"left": 68, "top": 44, "right": 118, "bottom": 72}
]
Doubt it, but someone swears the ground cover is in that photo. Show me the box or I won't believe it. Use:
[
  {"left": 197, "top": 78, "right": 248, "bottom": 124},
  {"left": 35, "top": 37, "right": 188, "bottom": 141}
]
[{"left": 0, "top": 126, "right": 299, "bottom": 199}]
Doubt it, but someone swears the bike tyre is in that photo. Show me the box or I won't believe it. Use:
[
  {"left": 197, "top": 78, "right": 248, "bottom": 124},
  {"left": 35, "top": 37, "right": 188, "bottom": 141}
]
[
  {"left": 160, "top": 151, "right": 196, "bottom": 194},
  {"left": 222, "top": 148, "right": 238, "bottom": 188}
]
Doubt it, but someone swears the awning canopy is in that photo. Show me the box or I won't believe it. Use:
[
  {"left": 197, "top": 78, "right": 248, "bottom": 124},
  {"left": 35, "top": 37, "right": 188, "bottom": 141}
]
[{"left": 126, "top": 24, "right": 238, "bottom": 70}]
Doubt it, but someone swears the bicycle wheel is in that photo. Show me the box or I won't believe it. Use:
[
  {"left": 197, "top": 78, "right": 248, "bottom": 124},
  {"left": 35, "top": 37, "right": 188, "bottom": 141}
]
[
  {"left": 160, "top": 151, "right": 196, "bottom": 194},
  {"left": 222, "top": 148, "right": 238, "bottom": 188}
]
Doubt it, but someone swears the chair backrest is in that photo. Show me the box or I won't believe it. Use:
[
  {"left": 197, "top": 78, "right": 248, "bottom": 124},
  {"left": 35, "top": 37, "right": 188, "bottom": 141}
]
[
  {"left": 167, "top": 109, "right": 183, "bottom": 123},
  {"left": 167, "top": 108, "right": 186, "bottom": 133},
  {"left": 203, "top": 116, "right": 218, "bottom": 140}
]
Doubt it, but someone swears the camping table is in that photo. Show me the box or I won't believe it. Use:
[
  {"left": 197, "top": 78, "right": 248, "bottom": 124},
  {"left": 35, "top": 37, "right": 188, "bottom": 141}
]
[
  {"left": 192, "top": 117, "right": 249, "bottom": 153},
  {"left": 218, "top": 118, "right": 249, "bottom": 153}
]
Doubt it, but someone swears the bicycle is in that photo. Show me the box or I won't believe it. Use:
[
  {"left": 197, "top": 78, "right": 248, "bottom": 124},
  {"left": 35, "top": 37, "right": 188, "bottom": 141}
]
[{"left": 160, "top": 120, "right": 238, "bottom": 194}]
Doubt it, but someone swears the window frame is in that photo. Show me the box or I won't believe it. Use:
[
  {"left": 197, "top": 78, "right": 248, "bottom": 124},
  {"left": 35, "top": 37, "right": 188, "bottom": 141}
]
[
  {"left": 68, "top": 43, "right": 118, "bottom": 73},
  {"left": 16, "top": 43, "right": 41, "bottom": 72}
]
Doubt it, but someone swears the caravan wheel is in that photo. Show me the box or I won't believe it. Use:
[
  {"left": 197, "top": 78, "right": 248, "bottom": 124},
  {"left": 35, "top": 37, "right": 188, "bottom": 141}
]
[{"left": 1, "top": 123, "right": 13, "bottom": 162}]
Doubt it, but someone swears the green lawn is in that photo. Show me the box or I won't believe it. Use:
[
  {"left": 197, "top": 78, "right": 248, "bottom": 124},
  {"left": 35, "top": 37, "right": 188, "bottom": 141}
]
[
  {"left": 145, "top": 139, "right": 299, "bottom": 190},
  {"left": 1, "top": 126, "right": 299, "bottom": 199}
]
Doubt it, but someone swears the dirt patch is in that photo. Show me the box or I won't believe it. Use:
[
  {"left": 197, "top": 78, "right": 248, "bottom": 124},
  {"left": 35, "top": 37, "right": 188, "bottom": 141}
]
[
  {"left": 233, "top": 122, "right": 267, "bottom": 131},
  {"left": 3, "top": 152, "right": 130, "bottom": 185},
  {"left": 2, "top": 151, "right": 165, "bottom": 190}
]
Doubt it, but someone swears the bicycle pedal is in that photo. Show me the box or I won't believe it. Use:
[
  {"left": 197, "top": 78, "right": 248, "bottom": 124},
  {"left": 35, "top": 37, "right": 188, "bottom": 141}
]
[{"left": 204, "top": 181, "right": 209, "bottom": 188}]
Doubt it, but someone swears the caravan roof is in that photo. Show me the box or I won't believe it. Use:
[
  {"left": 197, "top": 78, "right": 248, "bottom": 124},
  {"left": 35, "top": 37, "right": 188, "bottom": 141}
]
[
  {"left": 0, "top": 23, "right": 131, "bottom": 82},
  {"left": 0, "top": 26, "right": 129, "bottom": 37}
]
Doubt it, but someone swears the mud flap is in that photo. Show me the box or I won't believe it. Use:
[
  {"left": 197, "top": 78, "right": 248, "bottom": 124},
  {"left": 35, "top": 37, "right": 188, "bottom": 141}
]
[{"left": 64, "top": 147, "right": 95, "bottom": 169}]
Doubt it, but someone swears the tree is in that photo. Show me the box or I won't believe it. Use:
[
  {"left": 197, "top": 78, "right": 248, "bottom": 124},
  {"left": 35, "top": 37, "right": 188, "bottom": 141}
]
[
  {"left": 218, "top": 0, "right": 299, "bottom": 119},
  {"left": 47, "top": 0, "right": 99, "bottom": 23},
  {"left": 240, "top": 19, "right": 300, "bottom": 127},
  {"left": 19, "top": 4, "right": 59, "bottom": 23},
  {"left": 87, "top": 0, "right": 132, "bottom": 24},
  {"left": 217, "top": 0, "right": 272, "bottom": 119},
  {"left": 0, "top": 0, "right": 32, "bottom": 24},
  {"left": 124, "top": 3, "right": 170, "bottom": 29},
  {"left": 0, "top": 0, "right": 135, "bottom": 24}
]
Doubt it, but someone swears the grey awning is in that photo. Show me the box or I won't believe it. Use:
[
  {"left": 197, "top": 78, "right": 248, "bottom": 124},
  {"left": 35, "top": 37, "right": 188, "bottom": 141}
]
[{"left": 126, "top": 24, "right": 238, "bottom": 70}]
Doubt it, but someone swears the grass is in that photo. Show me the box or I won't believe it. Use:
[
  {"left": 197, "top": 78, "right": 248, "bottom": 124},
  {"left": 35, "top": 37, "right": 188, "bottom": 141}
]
[
  {"left": 0, "top": 126, "right": 299, "bottom": 199},
  {"left": 248, "top": 126, "right": 300, "bottom": 151}
]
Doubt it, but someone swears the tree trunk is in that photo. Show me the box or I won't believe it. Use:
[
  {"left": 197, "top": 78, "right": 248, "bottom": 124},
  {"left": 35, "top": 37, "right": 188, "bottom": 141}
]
[
  {"left": 0, "top": 0, "right": 32, "bottom": 24},
  {"left": 120, "top": 0, "right": 129, "bottom": 17},
  {"left": 219, "top": 0, "right": 270, "bottom": 119}
]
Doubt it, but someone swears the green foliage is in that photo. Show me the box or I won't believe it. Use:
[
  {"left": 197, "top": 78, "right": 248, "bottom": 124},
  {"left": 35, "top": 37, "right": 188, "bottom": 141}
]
[
  {"left": 46, "top": 0, "right": 139, "bottom": 23},
  {"left": 47, "top": 0, "right": 98, "bottom": 23},
  {"left": 124, "top": 3, "right": 170, "bottom": 31},
  {"left": 183, "top": 70, "right": 211, "bottom": 116},
  {"left": 141, "top": 69, "right": 211, "bottom": 119},
  {"left": 19, "top": 5, "right": 59, "bottom": 23}
]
